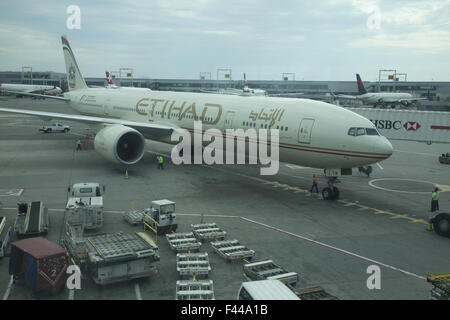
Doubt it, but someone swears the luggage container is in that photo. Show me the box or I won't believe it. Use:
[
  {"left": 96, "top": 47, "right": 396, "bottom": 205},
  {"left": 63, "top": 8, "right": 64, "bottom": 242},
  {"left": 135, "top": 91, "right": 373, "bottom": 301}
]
[{"left": 9, "top": 237, "right": 69, "bottom": 292}]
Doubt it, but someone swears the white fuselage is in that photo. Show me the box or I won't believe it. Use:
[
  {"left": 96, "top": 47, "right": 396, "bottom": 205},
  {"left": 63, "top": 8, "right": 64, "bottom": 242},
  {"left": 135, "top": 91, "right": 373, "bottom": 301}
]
[
  {"left": 358, "top": 92, "right": 413, "bottom": 104},
  {"left": 0, "top": 83, "right": 62, "bottom": 94},
  {"left": 63, "top": 89, "right": 393, "bottom": 169}
]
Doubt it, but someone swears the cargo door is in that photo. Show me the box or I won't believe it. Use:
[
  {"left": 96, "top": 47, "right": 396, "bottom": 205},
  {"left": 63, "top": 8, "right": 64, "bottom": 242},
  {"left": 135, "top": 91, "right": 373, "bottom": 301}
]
[{"left": 298, "top": 118, "right": 315, "bottom": 144}]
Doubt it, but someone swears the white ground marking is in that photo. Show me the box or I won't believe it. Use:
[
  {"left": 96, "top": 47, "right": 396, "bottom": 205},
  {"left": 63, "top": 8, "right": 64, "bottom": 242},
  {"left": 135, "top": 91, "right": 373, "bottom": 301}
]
[{"left": 369, "top": 178, "right": 437, "bottom": 194}]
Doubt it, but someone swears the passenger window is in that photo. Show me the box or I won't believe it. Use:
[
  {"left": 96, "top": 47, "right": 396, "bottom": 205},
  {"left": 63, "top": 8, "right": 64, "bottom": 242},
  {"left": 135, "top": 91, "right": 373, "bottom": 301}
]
[
  {"left": 357, "top": 128, "right": 366, "bottom": 136},
  {"left": 348, "top": 128, "right": 356, "bottom": 136}
]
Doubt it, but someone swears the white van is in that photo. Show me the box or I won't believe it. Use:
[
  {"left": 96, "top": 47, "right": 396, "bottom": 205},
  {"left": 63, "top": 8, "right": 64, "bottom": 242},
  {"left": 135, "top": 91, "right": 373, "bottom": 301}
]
[{"left": 237, "top": 280, "right": 300, "bottom": 300}]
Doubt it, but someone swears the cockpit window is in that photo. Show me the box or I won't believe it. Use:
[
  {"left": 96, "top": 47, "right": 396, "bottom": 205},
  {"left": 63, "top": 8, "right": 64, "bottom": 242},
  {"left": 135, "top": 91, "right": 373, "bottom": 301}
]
[
  {"left": 366, "top": 128, "right": 379, "bottom": 136},
  {"left": 356, "top": 128, "right": 366, "bottom": 136},
  {"left": 348, "top": 127, "right": 379, "bottom": 136}
]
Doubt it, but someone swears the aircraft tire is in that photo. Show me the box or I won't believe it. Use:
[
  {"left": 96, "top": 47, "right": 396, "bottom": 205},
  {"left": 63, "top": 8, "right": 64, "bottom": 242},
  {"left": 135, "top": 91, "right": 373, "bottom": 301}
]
[{"left": 432, "top": 213, "right": 450, "bottom": 238}]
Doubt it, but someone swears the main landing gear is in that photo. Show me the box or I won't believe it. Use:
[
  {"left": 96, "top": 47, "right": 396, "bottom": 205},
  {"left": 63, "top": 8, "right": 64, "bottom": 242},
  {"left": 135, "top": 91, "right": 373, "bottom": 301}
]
[{"left": 322, "top": 177, "right": 340, "bottom": 200}]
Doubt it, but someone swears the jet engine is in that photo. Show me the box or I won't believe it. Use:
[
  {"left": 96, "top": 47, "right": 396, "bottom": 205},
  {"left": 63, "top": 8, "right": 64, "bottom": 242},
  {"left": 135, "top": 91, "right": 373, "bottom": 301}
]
[{"left": 94, "top": 125, "right": 145, "bottom": 165}]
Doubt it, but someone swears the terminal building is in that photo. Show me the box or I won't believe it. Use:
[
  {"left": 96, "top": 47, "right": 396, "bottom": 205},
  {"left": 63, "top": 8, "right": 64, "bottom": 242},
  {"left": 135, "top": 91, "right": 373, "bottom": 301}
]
[{"left": 1, "top": 70, "right": 450, "bottom": 110}]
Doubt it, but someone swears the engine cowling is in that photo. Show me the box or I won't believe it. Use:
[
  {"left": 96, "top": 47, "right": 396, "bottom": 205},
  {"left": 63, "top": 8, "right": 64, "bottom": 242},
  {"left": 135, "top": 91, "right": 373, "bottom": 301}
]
[{"left": 94, "top": 125, "right": 145, "bottom": 165}]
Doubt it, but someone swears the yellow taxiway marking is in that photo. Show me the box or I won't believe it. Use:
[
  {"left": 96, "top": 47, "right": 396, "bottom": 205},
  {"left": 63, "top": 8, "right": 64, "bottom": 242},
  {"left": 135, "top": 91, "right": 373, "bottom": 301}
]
[
  {"left": 212, "top": 168, "right": 429, "bottom": 225},
  {"left": 435, "top": 184, "right": 450, "bottom": 192}
]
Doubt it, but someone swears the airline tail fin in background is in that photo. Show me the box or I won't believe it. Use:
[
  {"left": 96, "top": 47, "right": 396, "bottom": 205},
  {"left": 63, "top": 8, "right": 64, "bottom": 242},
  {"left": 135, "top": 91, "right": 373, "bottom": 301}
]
[
  {"left": 106, "top": 71, "right": 114, "bottom": 85},
  {"left": 61, "top": 35, "right": 88, "bottom": 91},
  {"left": 356, "top": 74, "right": 367, "bottom": 95}
]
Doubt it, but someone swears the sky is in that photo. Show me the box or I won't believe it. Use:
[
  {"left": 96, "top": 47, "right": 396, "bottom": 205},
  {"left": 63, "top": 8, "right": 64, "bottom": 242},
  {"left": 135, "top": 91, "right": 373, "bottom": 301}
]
[{"left": 0, "top": 0, "right": 449, "bottom": 81}]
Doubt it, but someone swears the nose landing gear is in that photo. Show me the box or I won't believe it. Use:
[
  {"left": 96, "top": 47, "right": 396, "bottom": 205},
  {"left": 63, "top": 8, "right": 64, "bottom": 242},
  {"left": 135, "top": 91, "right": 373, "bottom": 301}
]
[{"left": 322, "top": 177, "right": 340, "bottom": 200}]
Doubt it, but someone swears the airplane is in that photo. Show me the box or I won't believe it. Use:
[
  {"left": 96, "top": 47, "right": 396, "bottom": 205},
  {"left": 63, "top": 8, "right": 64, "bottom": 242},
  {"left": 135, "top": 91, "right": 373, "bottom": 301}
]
[
  {"left": 336, "top": 74, "right": 426, "bottom": 108},
  {"left": 0, "top": 36, "right": 393, "bottom": 200},
  {"left": 201, "top": 73, "right": 303, "bottom": 97},
  {"left": 0, "top": 83, "right": 62, "bottom": 96},
  {"left": 104, "top": 71, "right": 150, "bottom": 91}
]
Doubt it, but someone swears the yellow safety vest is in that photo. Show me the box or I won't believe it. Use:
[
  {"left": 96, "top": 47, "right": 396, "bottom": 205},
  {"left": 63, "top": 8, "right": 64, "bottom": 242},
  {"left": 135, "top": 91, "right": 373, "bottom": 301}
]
[
  {"left": 432, "top": 192, "right": 439, "bottom": 201},
  {"left": 159, "top": 157, "right": 164, "bottom": 164}
]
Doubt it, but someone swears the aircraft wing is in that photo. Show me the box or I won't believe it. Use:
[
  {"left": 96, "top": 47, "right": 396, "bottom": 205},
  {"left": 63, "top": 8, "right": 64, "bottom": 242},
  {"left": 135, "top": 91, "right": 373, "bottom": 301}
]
[
  {"left": 0, "top": 107, "right": 175, "bottom": 139},
  {"left": 3, "top": 90, "right": 70, "bottom": 101}
]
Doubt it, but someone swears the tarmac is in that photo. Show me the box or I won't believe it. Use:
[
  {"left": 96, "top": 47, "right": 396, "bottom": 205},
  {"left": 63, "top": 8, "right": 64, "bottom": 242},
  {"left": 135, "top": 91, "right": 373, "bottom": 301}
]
[{"left": 0, "top": 96, "right": 449, "bottom": 300}]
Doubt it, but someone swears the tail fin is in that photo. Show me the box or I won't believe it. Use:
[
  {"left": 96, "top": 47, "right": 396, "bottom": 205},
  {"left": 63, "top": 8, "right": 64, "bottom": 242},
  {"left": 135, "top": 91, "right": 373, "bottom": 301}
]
[
  {"left": 61, "top": 35, "right": 88, "bottom": 91},
  {"left": 105, "top": 71, "right": 114, "bottom": 85},
  {"left": 243, "top": 73, "right": 249, "bottom": 90},
  {"left": 356, "top": 74, "right": 367, "bottom": 95}
]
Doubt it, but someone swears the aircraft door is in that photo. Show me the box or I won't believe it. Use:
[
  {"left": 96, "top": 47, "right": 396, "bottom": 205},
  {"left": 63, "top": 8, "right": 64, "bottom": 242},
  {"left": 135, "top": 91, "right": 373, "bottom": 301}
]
[
  {"left": 224, "top": 111, "right": 235, "bottom": 130},
  {"left": 298, "top": 118, "right": 315, "bottom": 144}
]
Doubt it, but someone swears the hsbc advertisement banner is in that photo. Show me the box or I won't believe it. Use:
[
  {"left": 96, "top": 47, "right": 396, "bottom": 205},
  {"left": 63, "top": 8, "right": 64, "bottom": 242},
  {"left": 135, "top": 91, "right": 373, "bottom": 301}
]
[{"left": 348, "top": 108, "right": 450, "bottom": 143}]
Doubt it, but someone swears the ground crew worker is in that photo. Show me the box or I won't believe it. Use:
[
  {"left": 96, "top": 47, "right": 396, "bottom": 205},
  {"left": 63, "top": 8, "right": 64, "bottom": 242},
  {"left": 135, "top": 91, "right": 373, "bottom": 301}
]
[
  {"left": 310, "top": 175, "right": 319, "bottom": 193},
  {"left": 157, "top": 155, "right": 164, "bottom": 170},
  {"left": 76, "top": 139, "right": 82, "bottom": 151},
  {"left": 431, "top": 187, "right": 439, "bottom": 212}
]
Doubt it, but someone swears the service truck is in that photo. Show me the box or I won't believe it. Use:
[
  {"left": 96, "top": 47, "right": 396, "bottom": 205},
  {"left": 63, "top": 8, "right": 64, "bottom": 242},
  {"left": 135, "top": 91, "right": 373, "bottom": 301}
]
[{"left": 65, "top": 183, "right": 105, "bottom": 230}]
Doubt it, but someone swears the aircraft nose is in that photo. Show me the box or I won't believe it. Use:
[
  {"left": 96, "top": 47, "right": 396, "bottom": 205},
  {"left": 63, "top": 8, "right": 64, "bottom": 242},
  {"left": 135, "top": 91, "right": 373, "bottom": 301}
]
[{"left": 376, "top": 137, "right": 393, "bottom": 159}]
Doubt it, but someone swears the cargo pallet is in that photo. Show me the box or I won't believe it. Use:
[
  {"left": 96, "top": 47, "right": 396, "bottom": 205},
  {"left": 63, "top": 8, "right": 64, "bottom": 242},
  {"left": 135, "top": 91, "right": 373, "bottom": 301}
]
[
  {"left": 86, "top": 232, "right": 159, "bottom": 285},
  {"left": 176, "top": 280, "right": 215, "bottom": 300},
  {"left": 166, "top": 232, "right": 202, "bottom": 253},
  {"left": 293, "top": 286, "right": 338, "bottom": 300},
  {"left": 211, "top": 239, "right": 255, "bottom": 261},
  {"left": 123, "top": 210, "right": 144, "bottom": 225},
  {"left": 190, "top": 223, "right": 227, "bottom": 242},
  {"left": 14, "top": 201, "right": 49, "bottom": 237},
  {"left": 427, "top": 273, "right": 450, "bottom": 300},
  {"left": 0, "top": 217, "right": 11, "bottom": 258},
  {"left": 244, "top": 260, "right": 299, "bottom": 286},
  {"left": 177, "top": 253, "right": 211, "bottom": 278}
]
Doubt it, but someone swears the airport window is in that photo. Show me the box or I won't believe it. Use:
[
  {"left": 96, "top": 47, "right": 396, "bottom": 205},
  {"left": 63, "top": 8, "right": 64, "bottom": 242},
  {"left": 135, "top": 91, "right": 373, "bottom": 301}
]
[
  {"left": 356, "top": 128, "right": 366, "bottom": 136},
  {"left": 366, "top": 128, "right": 379, "bottom": 136},
  {"left": 348, "top": 128, "right": 356, "bottom": 136}
]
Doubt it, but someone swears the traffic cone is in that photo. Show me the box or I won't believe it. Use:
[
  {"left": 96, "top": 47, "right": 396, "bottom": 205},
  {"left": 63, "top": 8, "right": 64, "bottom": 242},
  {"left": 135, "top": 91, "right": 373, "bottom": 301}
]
[{"left": 125, "top": 170, "right": 129, "bottom": 179}]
